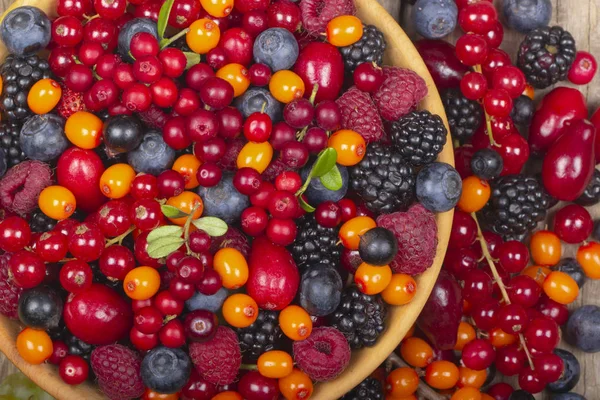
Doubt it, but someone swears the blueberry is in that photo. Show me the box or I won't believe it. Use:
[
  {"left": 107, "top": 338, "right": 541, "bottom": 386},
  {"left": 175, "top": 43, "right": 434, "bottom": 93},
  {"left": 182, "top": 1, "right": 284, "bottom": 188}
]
[
  {"left": 0, "top": 6, "right": 51, "bottom": 56},
  {"left": 185, "top": 288, "right": 228, "bottom": 313},
  {"left": 416, "top": 161, "right": 462, "bottom": 212},
  {"left": 234, "top": 87, "right": 282, "bottom": 122},
  {"left": 359, "top": 227, "right": 398, "bottom": 266},
  {"left": 118, "top": 18, "right": 158, "bottom": 62},
  {"left": 470, "top": 149, "right": 503, "bottom": 180},
  {"left": 20, "top": 114, "right": 68, "bottom": 161},
  {"left": 511, "top": 95, "right": 535, "bottom": 126},
  {"left": 509, "top": 390, "right": 535, "bottom": 400},
  {"left": 503, "top": 0, "right": 552, "bottom": 33},
  {"left": 128, "top": 131, "right": 176, "bottom": 175},
  {"left": 300, "top": 163, "right": 348, "bottom": 206},
  {"left": 18, "top": 286, "right": 63, "bottom": 330},
  {"left": 197, "top": 172, "right": 249, "bottom": 224},
  {"left": 0, "top": 149, "right": 6, "bottom": 177},
  {"left": 299, "top": 265, "right": 343, "bottom": 316},
  {"left": 412, "top": 0, "right": 457, "bottom": 39},
  {"left": 253, "top": 28, "right": 299, "bottom": 72},
  {"left": 556, "top": 258, "right": 587, "bottom": 289},
  {"left": 566, "top": 305, "right": 600, "bottom": 353},
  {"left": 103, "top": 115, "right": 144, "bottom": 154},
  {"left": 141, "top": 346, "right": 191, "bottom": 394},
  {"left": 551, "top": 394, "right": 586, "bottom": 400},
  {"left": 548, "top": 349, "right": 581, "bottom": 393}
]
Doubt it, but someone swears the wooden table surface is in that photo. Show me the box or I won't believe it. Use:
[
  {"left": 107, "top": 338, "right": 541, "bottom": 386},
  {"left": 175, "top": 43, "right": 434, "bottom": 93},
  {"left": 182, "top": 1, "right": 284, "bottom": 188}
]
[{"left": 0, "top": 0, "right": 599, "bottom": 398}]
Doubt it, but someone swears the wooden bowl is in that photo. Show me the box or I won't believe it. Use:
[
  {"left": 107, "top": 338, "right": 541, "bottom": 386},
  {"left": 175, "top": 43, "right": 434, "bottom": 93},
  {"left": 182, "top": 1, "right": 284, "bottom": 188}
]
[{"left": 0, "top": 0, "right": 454, "bottom": 398}]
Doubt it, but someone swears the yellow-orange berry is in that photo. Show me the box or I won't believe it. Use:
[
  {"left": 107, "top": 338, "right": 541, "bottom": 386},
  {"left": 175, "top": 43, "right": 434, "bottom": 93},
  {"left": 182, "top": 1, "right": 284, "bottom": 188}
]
[
  {"left": 279, "top": 305, "right": 313, "bottom": 341},
  {"left": 64, "top": 111, "right": 103, "bottom": 149},
  {"left": 326, "top": 15, "right": 364, "bottom": 47},
  {"left": 213, "top": 248, "right": 249, "bottom": 289},
  {"left": 425, "top": 361, "right": 460, "bottom": 390},
  {"left": 212, "top": 392, "right": 242, "bottom": 400},
  {"left": 457, "top": 367, "right": 487, "bottom": 389},
  {"left": 543, "top": 271, "right": 579, "bottom": 305},
  {"left": 382, "top": 274, "right": 417, "bottom": 305},
  {"left": 451, "top": 387, "right": 481, "bottom": 400},
  {"left": 328, "top": 129, "right": 366, "bottom": 166},
  {"left": 457, "top": 176, "right": 490, "bottom": 213},
  {"left": 186, "top": 18, "right": 220, "bottom": 54},
  {"left": 530, "top": 230, "right": 561, "bottom": 266},
  {"left": 216, "top": 63, "right": 250, "bottom": 97},
  {"left": 278, "top": 368, "right": 313, "bottom": 400},
  {"left": 521, "top": 265, "right": 551, "bottom": 287},
  {"left": 38, "top": 185, "right": 76, "bottom": 220},
  {"left": 455, "top": 321, "right": 476, "bottom": 351},
  {"left": 269, "top": 70, "right": 305, "bottom": 103},
  {"left": 400, "top": 337, "right": 434, "bottom": 368},
  {"left": 27, "top": 78, "right": 62, "bottom": 114},
  {"left": 386, "top": 367, "right": 419, "bottom": 398},
  {"left": 339, "top": 216, "right": 377, "bottom": 250},
  {"left": 200, "top": 0, "right": 233, "bottom": 17},
  {"left": 489, "top": 328, "right": 517, "bottom": 348},
  {"left": 172, "top": 154, "right": 202, "bottom": 189},
  {"left": 237, "top": 141, "right": 273, "bottom": 173},
  {"left": 355, "top": 263, "right": 392, "bottom": 295},
  {"left": 16, "top": 328, "right": 53, "bottom": 364},
  {"left": 123, "top": 266, "right": 161, "bottom": 300},
  {"left": 257, "top": 350, "right": 294, "bottom": 379},
  {"left": 576, "top": 241, "right": 600, "bottom": 279},
  {"left": 165, "top": 191, "right": 204, "bottom": 226},
  {"left": 99, "top": 163, "right": 136, "bottom": 199},
  {"left": 222, "top": 293, "right": 259, "bottom": 328}
]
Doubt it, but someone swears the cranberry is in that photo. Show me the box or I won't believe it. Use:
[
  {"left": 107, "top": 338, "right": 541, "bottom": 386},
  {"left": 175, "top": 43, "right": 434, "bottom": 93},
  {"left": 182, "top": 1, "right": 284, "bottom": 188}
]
[
  {"left": 270, "top": 122, "right": 296, "bottom": 150},
  {"left": 182, "top": 369, "right": 217, "bottom": 400},
  {"left": 157, "top": 170, "right": 186, "bottom": 198},
  {"left": 48, "top": 46, "right": 77, "bottom": 77},
  {"left": 238, "top": 371, "right": 279, "bottom": 400},
  {"left": 455, "top": 34, "right": 488, "bottom": 66},
  {"left": 553, "top": 203, "right": 593, "bottom": 244},
  {"left": 68, "top": 223, "right": 105, "bottom": 262},
  {"left": 163, "top": 116, "right": 191, "bottom": 150},
  {"left": 155, "top": 290, "right": 185, "bottom": 316},
  {"left": 132, "top": 298, "right": 153, "bottom": 313},
  {"left": 206, "top": 47, "right": 228, "bottom": 70},
  {"left": 249, "top": 63, "right": 271, "bottom": 86},
  {"left": 49, "top": 340, "right": 69, "bottom": 365},
  {"left": 159, "top": 319, "right": 186, "bottom": 348},
  {"left": 58, "top": 0, "right": 93, "bottom": 18},
  {"left": 130, "top": 326, "right": 159, "bottom": 350},
  {"left": 458, "top": 1, "right": 498, "bottom": 34},
  {"left": 524, "top": 317, "right": 560, "bottom": 353},
  {"left": 338, "top": 198, "right": 357, "bottom": 222},
  {"left": 122, "top": 83, "right": 152, "bottom": 112},
  {"left": 176, "top": 256, "right": 205, "bottom": 285},
  {"left": 169, "top": 276, "right": 195, "bottom": 301},
  {"left": 64, "top": 64, "right": 93, "bottom": 92},
  {"left": 164, "top": 251, "right": 185, "bottom": 273},
  {"left": 275, "top": 171, "right": 302, "bottom": 193},
  {"left": 353, "top": 63, "right": 384, "bottom": 93},
  {"left": 268, "top": 191, "right": 300, "bottom": 219},
  {"left": 536, "top": 295, "right": 569, "bottom": 326},
  {"left": 112, "top": 63, "right": 135, "bottom": 89},
  {"left": 568, "top": 51, "right": 598, "bottom": 85},
  {"left": 199, "top": 77, "right": 234, "bottom": 110},
  {"left": 194, "top": 138, "right": 227, "bottom": 163},
  {"left": 197, "top": 268, "right": 223, "bottom": 295},
  {"left": 130, "top": 174, "right": 159, "bottom": 200},
  {"left": 51, "top": 16, "right": 83, "bottom": 47},
  {"left": 219, "top": 28, "right": 253, "bottom": 66},
  {"left": 159, "top": 48, "right": 187, "bottom": 78},
  {"left": 314, "top": 201, "right": 342, "bottom": 228},
  {"left": 242, "top": 10, "right": 268, "bottom": 37},
  {"left": 217, "top": 107, "right": 244, "bottom": 138},
  {"left": 233, "top": 167, "right": 262, "bottom": 195},
  {"left": 150, "top": 77, "right": 179, "bottom": 108},
  {"left": 173, "top": 89, "right": 200, "bottom": 116},
  {"left": 300, "top": 127, "right": 326, "bottom": 154},
  {"left": 250, "top": 181, "right": 276, "bottom": 208},
  {"left": 518, "top": 366, "right": 545, "bottom": 394},
  {"left": 133, "top": 55, "right": 163, "bottom": 83},
  {"left": 283, "top": 98, "right": 314, "bottom": 129},
  {"left": 486, "top": 382, "right": 514, "bottom": 400},
  {"left": 460, "top": 71, "right": 487, "bottom": 100},
  {"left": 59, "top": 355, "right": 89, "bottom": 385},
  {"left": 196, "top": 163, "right": 223, "bottom": 187},
  {"left": 186, "top": 63, "right": 215, "bottom": 90},
  {"left": 84, "top": 79, "right": 119, "bottom": 111},
  {"left": 0, "top": 216, "right": 31, "bottom": 252},
  {"left": 497, "top": 240, "right": 529, "bottom": 273},
  {"left": 244, "top": 112, "right": 273, "bottom": 142},
  {"left": 281, "top": 141, "right": 309, "bottom": 168},
  {"left": 134, "top": 0, "right": 161, "bottom": 20},
  {"left": 449, "top": 210, "right": 476, "bottom": 249},
  {"left": 235, "top": 0, "right": 269, "bottom": 13},
  {"left": 241, "top": 206, "right": 269, "bottom": 236},
  {"left": 169, "top": 0, "right": 201, "bottom": 28},
  {"left": 495, "top": 344, "right": 525, "bottom": 376},
  {"left": 83, "top": 18, "right": 117, "bottom": 51},
  {"left": 134, "top": 306, "right": 163, "bottom": 334},
  {"left": 314, "top": 100, "right": 341, "bottom": 131},
  {"left": 471, "top": 298, "right": 499, "bottom": 331},
  {"left": 35, "top": 231, "right": 69, "bottom": 263},
  {"left": 187, "top": 109, "right": 219, "bottom": 142},
  {"left": 266, "top": 218, "right": 296, "bottom": 246}
]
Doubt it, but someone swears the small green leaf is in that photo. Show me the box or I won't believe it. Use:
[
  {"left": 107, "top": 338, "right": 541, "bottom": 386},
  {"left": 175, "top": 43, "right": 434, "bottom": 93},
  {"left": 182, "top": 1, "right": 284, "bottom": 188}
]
[
  {"left": 192, "top": 217, "right": 228, "bottom": 237},
  {"left": 147, "top": 236, "right": 185, "bottom": 259},
  {"left": 157, "top": 0, "right": 175, "bottom": 40},
  {"left": 146, "top": 225, "right": 183, "bottom": 243},
  {"left": 161, "top": 205, "right": 189, "bottom": 219},
  {"left": 310, "top": 148, "right": 338, "bottom": 178},
  {"left": 319, "top": 165, "right": 343, "bottom": 191},
  {"left": 183, "top": 52, "right": 201, "bottom": 69},
  {"left": 298, "top": 196, "right": 315, "bottom": 212}
]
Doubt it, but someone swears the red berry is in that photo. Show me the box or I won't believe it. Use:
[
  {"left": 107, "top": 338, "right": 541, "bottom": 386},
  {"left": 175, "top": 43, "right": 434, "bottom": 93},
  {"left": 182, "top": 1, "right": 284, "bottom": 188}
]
[
  {"left": 233, "top": 167, "right": 263, "bottom": 195},
  {"left": 59, "top": 355, "right": 89, "bottom": 385},
  {"left": 533, "top": 352, "right": 564, "bottom": 383},
  {"left": 266, "top": 218, "right": 297, "bottom": 246},
  {"left": 483, "top": 88, "right": 513, "bottom": 118},
  {"left": 154, "top": 290, "right": 185, "bottom": 316},
  {"left": 524, "top": 317, "right": 560, "bottom": 353},
  {"left": 449, "top": 210, "right": 477, "bottom": 249},
  {"left": 315, "top": 201, "right": 342, "bottom": 228},
  {"left": 133, "top": 55, "right": 163, "bottom": 84},
  {"left": 303, "top": 127, "right": 328, "bottom": 154},
  {"left": 169, "top": 276, "right": 196, "bottom": 301},
  {"left": 242, "top": 10, "right": 268, "bottom": 37},
  {"left": 174, "top": 88, "right": 201, "bottom": 116},
  {"left": 458, "top": 1, "right": 498, "bottom": 34},
  {"left": 163, "top": 116, "right": 192, "bottom": 150},
  {"left": 568, "top": 51, "right": 598, "bottom": 85},
  {"left": 130, "top": 32, "right": 159, "bottom": 58},
  {"left": 197, "top": 268, "right": 223, "bottom": 295},
  {"left": 250, "top": 181, "right": 276, "bottom": 208},
  {"left": 353, "top": 63, "right": 384, "bottom": 93},
  {"left": 97, "top": 200, "right": 132, "bottom": 237},
  {"left": 157, "top": 169, "right": 186, "bottom": 198},
  {"left": 159, "top": 48, "right": 187, "bottom": 78},
  {"left": 283, "top": 98, "right": 314, "bottom": 129},
  {"left": 461, "top": 338, "right": 495, "bottom": 371},
  {"left": 553, "top": 203, "right": 593, "bottom": 244},
  {"left": 497, "top": 303, "right": 529, "bottom": 334},
  {"left": 268, "top": 191, "right": 300, "bottom": 219},
  {"left": 169, "top": 0, "right": 201, "bottom": 28},
  {"left": 131, "top": 174, "right": 159, "bottom": 200},
  {"left": 217, "top": 107, "right": 244, "bottom": 138},
  {"left": 518, "top": 366, "right": 545, "bottom": 394},
  {"left": 497, "top": 240, "right": 529, "bottom": 273},
  {"left": 507, "top": 275, "right": 541, "bottom": 308},
  {"left": 460, "top": 71, "right": 487, "bottom": 100},
  {"left": 177, "top": 256, "right": 205, "bottom": 285},
  {"left": 99, "top": 245, "right": 136, "bottom": 280},
  {"left": 241, "top": 206, "right": 269, "bottom": 236},
  {"left": 275, "top": 171, "right": 302, "bottom": 193},
  {"left": 455, "top": 34, "right": 488, "bottom": 66},
  {"left": 159, "top": 318, "right": 186, "bottom": 348},
  {"left": 9, "top": 250, "right": 46, "bottom": 289},
  {"left": 244, "top": 112, "right": 273, "bottom": 142},
  {"left": 196, "top": 163, "right": 223, "bottom": 187},
  {"left": 492, "top": 65, "right": 526, "bottom": 99},
  {"left": 35, "top": 231, "right": 68, "bottom": 263},
  {"left": 68, "top": 222, "right": 105, "bottom": 262},
  {"left": 267, "top": 0, "right": 301, "bottom": 32},
  {"left": 270, "top": 122, "right": 296, "bottom": 150},
  {"left": 130, "top": 326, "right": 159, "bottom": 351},
  {"left": 495, "top": 344, "right": 525, "bottom": 376},
  {"left": 0, "top": 216, "right": 31, "bottom": 252},
  {"left": 134, "top": 306, "right": 163, "bottom": 334},
  {"left": 249, "top": 63, "right": 271, "bottom": 86},
  {"left": 150, "top": 77, "right": 179, "bottom": 108},
  {"left": 187, "top": 109, "right": 219, "bottom": 143},
  {"left": 52, "top": 16, "right": 84, "bottom": 47}
]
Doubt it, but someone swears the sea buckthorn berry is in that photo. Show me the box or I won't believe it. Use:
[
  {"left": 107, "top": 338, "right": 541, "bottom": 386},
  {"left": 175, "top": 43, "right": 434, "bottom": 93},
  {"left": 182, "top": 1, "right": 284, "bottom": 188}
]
[
  {"left": 354, "top": 263, "right": 392, "bottom": 295},
  {"left": 425, "top": 361, "right": 460, "bottom": 390},
  {"left": 543, "top": 271, "right": 579, "bottom": 305},
  {"left": 279, "top": 305, "right": 312, "bottom": 341},
  {"left": 576, "top": 241, "right": 600, "bottom": 279},
  {"left": 237, "top": 141, "right": 274, "bottom": 173},
  {"left": 165, "top": 191, "right": 204, "bottom": 226},
  {"left": 200, "top": 0, "right": 233, "bottom": 17},
  {"left": 65, "top": 111, "right": 103, "bottom": 149},
  {"left": 216, "top": 63, "right": 250, "bottom": 97},
  {"left": 16, "top": 328, "right": 53, "bottom": 365},
  {"left": 457, "top": 367, "right": 487, "bottom": 389},
  {"left": 269, "top": 70, "right": 305, "bottom": 103},
  {"left": 455, "top": 321, "right": 476, "bottom": 351},
  {"left": 27, "top": 78, "right": 62, "bottom": 114},
  {"left": 326, "top": 15, "right": 363, "bottom": 47},
  {"left": 172, "top": 154, "right": 202, "bottom": 189},
  {"left": 142, "top": 389, "right": 179, "bottom": 400},
  {"left": 489, "top": 327, "right": 518, "bottom": 348},
  {"left": 257, "top": 350, "right": 293, "bottom": 379},
  {"left": 124, "top": 266, "right": 161, "bottom": 300},
  {"left": 530, "top": 230, "right": 561, "bottom": 266},
  {"left": 222, "top": 293, "right": 258, "bottom": 328},
  {"left": 213, "top": 248, "right": 249, "bottom": 289},
  {"left": 386, "top": 367, "right": 419, "bottom": 398},
  {"left": 339, "top": 216, "right": 377, "bottom": 250},
  {"left": 212, "top": 392, "right": 243, "bottom": 400},
  {"left": 278, "top": 368, "right": 313, "bottom": 400},
  {"left": 186, "top": 18, "right": 220, "bottom": 54},
  {"left": 400, "top": 337, "right": 433, "bottom": 368},
  {"left": 38, "top": 185, "right": 76, "bottom": 220},
  {"left": 522, "top": 265, "right": 551, "bottom": 287},
  {"left": 457, "top": 176, "right": 490, "bottom": 213},
  {"left": 328, "top": 129, "right": 366, "bottom": 166},
  {"left": 451, "top": 387, "right": 482, "bottom": 400},
  {"left": 100, "top": 163, "right": 136, "bottom": 199},
  {"left": 382, "top": 273, "right": 417, "bottom": 305}
]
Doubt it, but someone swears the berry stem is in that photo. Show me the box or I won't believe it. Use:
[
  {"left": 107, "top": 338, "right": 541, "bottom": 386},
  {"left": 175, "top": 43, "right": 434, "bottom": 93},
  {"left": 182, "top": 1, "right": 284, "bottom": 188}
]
[
  {"left": 473, "top": 65, "right": 499, "bottom": 147},
  {"left": 105, "top": 226, "right": 136, "bottom": 247},
  {"left": 239, "top": 364, "right": 258, "bottom": 371},
  {"left": 160, "top": 28, "right": 190, "bottom": 49},
  {"left": 183, "top": 203, "right": 201, "bottom": 254},
  {"left": 308, "top": 83, "right": 319, "bottom": 105},
  {"left": 387, "top": 353, "right": 447, "bottom": 400}
]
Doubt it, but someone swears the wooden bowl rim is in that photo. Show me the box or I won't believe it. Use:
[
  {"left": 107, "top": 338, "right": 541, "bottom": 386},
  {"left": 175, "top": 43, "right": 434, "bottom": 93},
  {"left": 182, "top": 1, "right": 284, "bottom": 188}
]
[{"left": 0, "top": 0, "right": 454, "bottom": 398}]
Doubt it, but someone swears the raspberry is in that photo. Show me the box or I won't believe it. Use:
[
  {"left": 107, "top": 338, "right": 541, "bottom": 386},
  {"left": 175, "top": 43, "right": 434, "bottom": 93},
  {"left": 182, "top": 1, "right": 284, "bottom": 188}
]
[
  {"left": 299, "top": 0, "right": 356, "bottom": 36},
  {"left": 376, "top": 203, "right": 438, "bottom": 275},
  {"left": 336, "top": 86, "right": 384, "bottom": 143},
  {"left": 0, "top": 160, "right": 53, "bottom": 215},
  {"left": 189, "top": 326, "right": 241, "bottom": 385},
  {"left": 210, "top": 226, "right": 251, "bottom": 258},
  {"left": 262, "top": 157, "right": 294, "bottom": 182},
  {"left": 293, "top": 327, "right": 351, "bottom": 381},
  {"left": 373, "top": 66, "right": 428, "bottom": 121},
  {"left": 56, "top": 86, "right": 84, "bottom": 119},
  {"left": 0, "top": 254, "right": 22, "bottom": 319},
  {"left": 138, "top": 105, "right": 169, "bottom": 129},
  {"left": 90, "top": 344, "right": 145, "bottom": 400},
  {"left": 217, "top": 138, "right": 245, "bottom": 172}
]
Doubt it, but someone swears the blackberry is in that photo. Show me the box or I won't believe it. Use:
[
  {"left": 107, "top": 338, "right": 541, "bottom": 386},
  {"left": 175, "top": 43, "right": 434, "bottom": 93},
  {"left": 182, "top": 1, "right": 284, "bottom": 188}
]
[
  {"left": 0, "top": 121, "right": 26, "bottom": 167},
  {"left": 390, "top": 110, "right": 447, "bottom": 166},
  {"left": 0, "top": 54, "right": 51, "bottom": 121},
  {"left": 517, "top": 26, "right": 577, "bottom": 89},
  {"left": 576, "top": 169, "right": 600, "bottom": 206},
  {"left": 339, "top": 25, "right": 386, "bottom": 73},
  {"left": 29, "top": 209, "right": 57, "bottom": 233},
  {"left": 441, "top": 88, "right": 483, "bottom": 142},
  {"left": 349, "top": 143, "right": 415, "bottom": 214},
  {"left": 290, "top": 214, "right": 341, "bottom": 270},
  {"left": 482, "top": 174, "right": 550, "bottom": 238},
  {"left": 237, "top": 310, "right": 283, "bottom": 362},
  {"left": 341, "top": 377, "right": 384, "bottom": 400}
]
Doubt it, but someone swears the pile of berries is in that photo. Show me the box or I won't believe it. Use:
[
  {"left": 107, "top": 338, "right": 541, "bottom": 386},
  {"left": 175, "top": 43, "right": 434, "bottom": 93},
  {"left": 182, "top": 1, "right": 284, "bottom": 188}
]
[{"left": 0, "top": 0, "right": 461, "bottom": 398}]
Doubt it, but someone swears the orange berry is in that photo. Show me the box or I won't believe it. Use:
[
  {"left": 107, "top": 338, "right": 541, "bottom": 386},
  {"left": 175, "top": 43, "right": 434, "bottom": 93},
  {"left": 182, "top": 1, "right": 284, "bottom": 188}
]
[
  {"left": 64, "top": 111, "right": 103, "bottom": 149},
  {"left": 328, "top": 129, "right": 366, "bottom": 166},
  {"left": 237, "top": 141, "right": 273, "bottom": 173},
  {"left": 257, "top": 350, "right": 294, "bottom": 379},
  {"left": 279, "top": 305, "right": 313, "bottom": 341},
  {"left": 451, "top": 387, "right": 481, "bottom": 400},
  {"left": 16, "top": 328, "right": 53, "bottom": 364},
  {"left": 521, "top": 265, "right": 551, "bottom": 287},
  {"left": 489, "top": 328, "right": 517, "bottom": 348},
  {"left": 200, "top": 0, "right": 233, "bottom": 17},
  {"left": 457, "top": 367, "right": 487, "bottom": 389},
  {"left": 269, "top": 70, "right": 305, "bottom": 103},
  {"left": 382, "top": 273, "right": 417, "bottom": 305},
  {"left": 576, "top": 241, "right": 600, "bottom": 279},
  {"left": 216, "top": 63, "right": 250, "bottom": 97},
  {"left": 222, "top": 293, "right": 259, "bottom": 328},
  {"left": 385, "top": 367, "right": 419, "bottom": 397},
  {"left": 123, "top": 266, "right": 161, "bottom": 300},
  {"left": 142, "top": 389, "right": 179, "bottom": 400},
  {"left": 530, "top": 230, "right": 561, "bottom": 266},
  {"left": 38, "top": 185, "right": 76, "bottom": 220},
  {"left": 339, "top": 216, "right": 377, "bottom": 250},
  {"left": 523, "top": 84, "right": 535, "bottom": 100},
  {"left": 404, "top": 324, "right": 416, "bottom": 339},
  {"left": 100, "top": 163, "right": 136, "bottom": 199},
  {"left": 212, "top": 392, "right": 243, "bottom": 400},
  {"left": 213, "top": 248, "right": 249, "bottom": 289},
  {"left": 186, "top": 18, "right": 220, "bottom": 54},
  {"left": 165, "top": 191, "right": 204, "bottom": 225},
  {"left": 400, "top": 337, "right": 434, "bottom": 368},
  {"left": 278, "top": 368, "right": 313, "bottom": 400},
  {"left": 326, "top": 15, "right": 364, "bottom": 47},
  {"left": 172, "top": 154, "right": 202, "bottom": 189},
  {"left": 355, "top": 263, "right": 392, "bottom": 295},
  {"left": 425, "top": 361, "right": 460, "bottom": 390},
  {"left": 543, "top": 271, "right": 579, "bottom": 305},
  {"left": 27, "top": 78, "right": 62, "bottom": 114},
  {"left": 457, "top": 176, "right": 490, "bottom": 213},
  {"left": 455, "top": 321, "right": 476, "bottom": 351},
  {"left": 0, "top": 76, "right": 3, "bottom": 95}
]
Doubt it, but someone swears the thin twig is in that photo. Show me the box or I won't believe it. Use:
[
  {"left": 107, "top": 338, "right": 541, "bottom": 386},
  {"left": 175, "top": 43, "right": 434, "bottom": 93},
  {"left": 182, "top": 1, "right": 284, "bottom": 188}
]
[
  {"left": 472, "top": 65, "right": 499, "bottom": 147},
  {"left": 387, "top": 353, "right": 448, "bottom": 400}
]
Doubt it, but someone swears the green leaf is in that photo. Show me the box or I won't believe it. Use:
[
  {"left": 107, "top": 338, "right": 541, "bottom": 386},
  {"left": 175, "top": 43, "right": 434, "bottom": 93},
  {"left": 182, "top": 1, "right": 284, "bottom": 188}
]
[
  {"left": 157, "top": 0, "right": 175, "bottom": 40},
  {"left": 147, "top": 236, "right": 185, "bottom": 259},
  {"left": 161, "top": 204, "right": 189, "bottom": 219},
  {"left": 310, "top": 148, "right": 338, "bottom": 178},
  {"left": 192, "top": 217, "right": 228, "bottom": 237},
  {"left": 319, "top": 165, "right": 343, "bottom": 191},
  {"left": 298, "top": 196, "right": 315, "bottom": 213},
  {"left": 183, "top": 52, "right": 201, "bottom": 69},
  {"left": 146, "top": 225, "right": 183, "bottom": 243}
]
